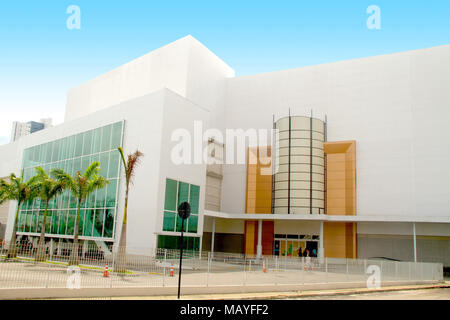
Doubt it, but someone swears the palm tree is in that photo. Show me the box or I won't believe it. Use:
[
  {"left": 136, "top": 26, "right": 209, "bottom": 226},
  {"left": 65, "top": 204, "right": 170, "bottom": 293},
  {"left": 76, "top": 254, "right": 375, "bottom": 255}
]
[
  {"left": 52, "top": 162, "right": 109, "bottom": 265},
  {"left": 34, "top": 167, "right": 65, "bottom": 261},
  {"left": 116, "top": 147, "right": 144, "bottom": 272},
  {"left": 0, "top": 173, "right": 40, "bottom": 259}
]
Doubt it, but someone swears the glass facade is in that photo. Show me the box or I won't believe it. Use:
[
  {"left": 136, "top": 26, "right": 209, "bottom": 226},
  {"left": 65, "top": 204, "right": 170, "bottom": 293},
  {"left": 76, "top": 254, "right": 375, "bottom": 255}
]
[
  {"left": 17, "top": 121, "right": 124, "bottom": 240},
  {"left": 162, "top": 178, "right": 200, "bottom": 234},
  {"left": 157, "top": 235, "right": 200, "bottom": 251}
]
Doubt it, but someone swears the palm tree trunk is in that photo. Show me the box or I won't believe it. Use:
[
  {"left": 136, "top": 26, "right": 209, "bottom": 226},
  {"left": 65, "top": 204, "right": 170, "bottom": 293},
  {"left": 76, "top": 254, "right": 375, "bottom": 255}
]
[
  {"left": 69, "top": 201, "right": 81, "bottom": 266},
  {"left": 116, "top": 191, "right": 128, "bottom": 273},
  {"left": 35, "top": 201, "right": 49, "bottom": 261},
  {"left": 7, "top": 202, "right": 21, "bottom": 259}
]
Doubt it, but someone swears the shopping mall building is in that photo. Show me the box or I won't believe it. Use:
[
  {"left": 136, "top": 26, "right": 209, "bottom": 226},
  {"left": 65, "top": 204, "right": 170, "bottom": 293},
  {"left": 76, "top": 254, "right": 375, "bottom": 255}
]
[{"left": 1, "top": 36, "right": 449, "bottom": 266}]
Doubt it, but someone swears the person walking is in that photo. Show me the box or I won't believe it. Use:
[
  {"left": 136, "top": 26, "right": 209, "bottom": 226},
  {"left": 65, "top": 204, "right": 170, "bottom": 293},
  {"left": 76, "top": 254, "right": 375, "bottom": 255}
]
[{"left": 298, "top": 247, "right": 303, "bottom": 258}]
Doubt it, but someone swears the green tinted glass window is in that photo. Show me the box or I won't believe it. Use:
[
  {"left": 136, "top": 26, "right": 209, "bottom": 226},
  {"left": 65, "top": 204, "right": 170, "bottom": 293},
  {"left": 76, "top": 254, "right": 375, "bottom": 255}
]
[
  {"left": 178, "top": 182, "right": 189, "bottom": 206},
  {"left": 111, "top": 122, "right": 122, "bottom": 149},
  {"left": 59, "top": 138, "right": 67, "bottom": 160},
  {"left": 45, "top": 142, "right": 53, "bottom": 163},
  {"left": 100, "top": 153, "right": 109, "bottom": 177},
  {"left": 187, "top": 215, "right": 198, "bottom": 233},
  {"left": 189, "top": 185, "right": 200, "bottom": 214},
  {"left": 176, "top": 215, "right": 186, "bottom": 232},
  {"left": 51, "top": 211, "right": 59, "bottom": 234},
  {"left": 22, "top": 149, "right": 30, "bottom": 168},
  {"left": 164, "top": 179, "right": 178, "bottom": 211},
  {"left": 163, "top": 211, "right": 176, "bottom": 232},
  {"left": 52, "top": 140, "right": 60, "bottom": 162},
  {"left": 29, "top": 211, "right": 38, "bottom": 233},
  {"left": 73, "top": 158, "right": 81, "bottom": 175},
  {"left": 157, "top": 235, "right": 199, "bottom": 251},
  {"left": 83, "top": 210, "right": 94, "bottom": 236},
  {"left": 108, "top": 152, "right": 119, "bottom": 178},
  {"left": 95, "top": 187, "right": 106, "bottom": 208},
  {"left": 93, "top": 209, "right": 105, "bottom": 237},
  {"left": 67, "top": 136, "right": 75, "bottom": 158},
  {"left": 58, "top": 212, "right": 67, "bottom": 235},
  {"left": 92, "top": 128, "right": 101, "bottom": 154},
  {"left": 83, "top": 130, "right": 93, "bottom": 156},
  {"left": 103, "top": 209, "right": 114, "bottom": 238},
  {"left": 86, "top": 190, "right": 96, "bottom": 209},
  {"left": 106, "top": 179, "right": 117, "bottom": 207},
  {"left": 101, "top": 125, "right": 112, "bottom": 152},
  {"left": 74, "top": 133, "right": 83, "bottom": 157},
  {"left": 81, "top": 156, "right": 90, "bottom": 173}
]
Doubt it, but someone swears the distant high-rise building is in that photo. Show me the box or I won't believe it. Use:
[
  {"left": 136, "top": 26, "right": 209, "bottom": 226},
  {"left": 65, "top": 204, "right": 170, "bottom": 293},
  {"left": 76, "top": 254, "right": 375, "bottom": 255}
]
[{"left": 10, "top": 118, "right": 52, "bottom": 142}]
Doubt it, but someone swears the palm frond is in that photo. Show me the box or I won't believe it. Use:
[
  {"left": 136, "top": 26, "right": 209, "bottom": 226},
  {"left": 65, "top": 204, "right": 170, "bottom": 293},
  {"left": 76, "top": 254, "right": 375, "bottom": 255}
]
[
  {"left": 86, "top": 175, "right": 109, "bottom": 195},
  {"left": 84, "top": 161, "right": 100, "bottom": 179},
  {"left": 126, "top": 150, "right": 144, "bottom": 186},
  {"left": 51, "top": 169, "right": 78, "bottom": 196}
]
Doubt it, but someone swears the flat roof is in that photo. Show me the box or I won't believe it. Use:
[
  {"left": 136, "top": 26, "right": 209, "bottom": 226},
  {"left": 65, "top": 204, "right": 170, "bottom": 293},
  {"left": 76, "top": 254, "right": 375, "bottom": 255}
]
[{"left": 204, "top": 210, "right": 450, "bottom": 224}]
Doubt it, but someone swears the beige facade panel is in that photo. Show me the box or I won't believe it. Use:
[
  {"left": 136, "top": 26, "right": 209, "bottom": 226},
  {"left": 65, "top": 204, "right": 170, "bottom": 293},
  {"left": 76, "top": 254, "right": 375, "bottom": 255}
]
[
  {"left": 312, "top": 131, "right": 325, "bottom": 141},
  {"left": 290, "top": 198, "right": 310, "bottom": 207},
  {"left": 290, "top": 207, "right": 311, "bottom": 214},
  {"left": 274, "top": 198, "right": 289, "bottom": 207},
  {"left": 291, "top": 116, "right": 311, "bottom": 128},
  {"left": 274, "top": 190, "right": 288, "bottom": 198}
]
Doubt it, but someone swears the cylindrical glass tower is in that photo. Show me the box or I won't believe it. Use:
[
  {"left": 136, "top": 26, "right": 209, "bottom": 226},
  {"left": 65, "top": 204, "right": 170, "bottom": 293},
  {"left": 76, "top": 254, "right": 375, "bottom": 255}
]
[{"left": 272, "top": 115, "right": 325, "bottom": 214}]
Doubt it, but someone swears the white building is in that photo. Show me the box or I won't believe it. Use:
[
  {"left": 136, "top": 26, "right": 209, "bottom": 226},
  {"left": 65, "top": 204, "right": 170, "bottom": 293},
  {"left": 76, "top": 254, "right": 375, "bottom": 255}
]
[{"left": 1, "top": 36, "right": 449, "bottom": 266}]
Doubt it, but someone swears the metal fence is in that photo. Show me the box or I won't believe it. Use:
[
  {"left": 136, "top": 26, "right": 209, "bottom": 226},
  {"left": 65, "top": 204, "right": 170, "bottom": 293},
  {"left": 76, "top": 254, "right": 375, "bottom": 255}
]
[{"left": 0, "top": 241, "right": 444, "bottom": 291}]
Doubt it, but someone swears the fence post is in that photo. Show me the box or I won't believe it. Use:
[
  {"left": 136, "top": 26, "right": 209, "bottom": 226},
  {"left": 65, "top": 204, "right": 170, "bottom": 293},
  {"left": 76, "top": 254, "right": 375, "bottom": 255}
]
[
  {"left": 45, "top": 244, "right": 51, "bottom": 289},
  {"left": 421, "top": 263, "right": 424, "bottom": 281},
  {"left": 163, "top": 249, "right": 167, "bottom": 287},
  {"left": 395, "top": 261, "right": 398, "bottom": 279},
  {"left": 380, "top": 260, "right": 383, "bottom": 284},
  {"left": 243, "top": 256, "right": 246, "bottom": 286},
  {"left": 302, "top": 256, "right": 305, "bottom": 285},
  {"left": 325, "top": 257, "right": 328, "bottom": 283},
  {"left": 206, "top": 251, "right": 210, "bottom": 287},
  {"left": 110, "top": 246, "right": 115, "bottom": 289},
  {"left": 409, "top": 261, "right": 411, "bottom": 281},
  {"left": 346, "top": 258, "right": 349, "bottom": 281}
]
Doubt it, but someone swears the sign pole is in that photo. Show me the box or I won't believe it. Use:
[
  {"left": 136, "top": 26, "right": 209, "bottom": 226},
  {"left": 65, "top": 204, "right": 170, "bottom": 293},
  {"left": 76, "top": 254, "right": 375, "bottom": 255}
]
[
  {"left": 177, "top": 218, "right": 185, "bottom": 300},
  {"left": 176, "top": 201, "right": 191, "bottom": 300}
]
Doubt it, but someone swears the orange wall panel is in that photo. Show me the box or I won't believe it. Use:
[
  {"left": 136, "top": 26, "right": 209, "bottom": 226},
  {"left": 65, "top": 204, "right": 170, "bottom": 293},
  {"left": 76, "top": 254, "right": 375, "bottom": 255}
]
[{"left": 323, "top": 141, "right": 357, "bottom": 258}]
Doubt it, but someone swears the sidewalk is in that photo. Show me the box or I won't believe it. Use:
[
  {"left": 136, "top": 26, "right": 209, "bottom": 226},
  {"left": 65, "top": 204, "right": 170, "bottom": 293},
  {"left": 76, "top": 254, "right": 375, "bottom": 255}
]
[{"left": 57, "top": 282, "right": 450, "bottom": 300}]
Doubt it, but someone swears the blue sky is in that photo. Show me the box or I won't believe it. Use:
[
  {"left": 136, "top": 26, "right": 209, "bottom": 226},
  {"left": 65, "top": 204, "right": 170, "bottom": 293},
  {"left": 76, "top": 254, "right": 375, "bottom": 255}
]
[{"left": 1, "top": 0, "right": 450, "bottom": 144}]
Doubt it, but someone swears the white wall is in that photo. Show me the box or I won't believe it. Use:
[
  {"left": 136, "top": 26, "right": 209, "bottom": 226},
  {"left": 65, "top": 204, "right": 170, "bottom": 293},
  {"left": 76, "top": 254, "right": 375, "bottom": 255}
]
[
  {"left": 65, "top": 35, "right": 234, "bottom": 130},
  {"left": 154, "top": 90, "right": 210, "bottom": 248},
  {"left": 222, "top": 44, "right": 450, "bottom": 220}
]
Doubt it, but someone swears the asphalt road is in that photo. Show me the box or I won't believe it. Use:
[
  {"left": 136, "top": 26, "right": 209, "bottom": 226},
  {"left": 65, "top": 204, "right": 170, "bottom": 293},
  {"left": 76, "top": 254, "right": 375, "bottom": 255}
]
[{"left": 292, "top": 288, "right": 450, "bottom": 300}]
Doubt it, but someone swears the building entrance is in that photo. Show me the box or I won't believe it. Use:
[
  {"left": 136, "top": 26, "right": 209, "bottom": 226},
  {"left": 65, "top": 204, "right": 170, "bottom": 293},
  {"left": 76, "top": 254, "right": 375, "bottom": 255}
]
[{"left": 273, "top": 234, "right": 319, "bottom": 257}]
